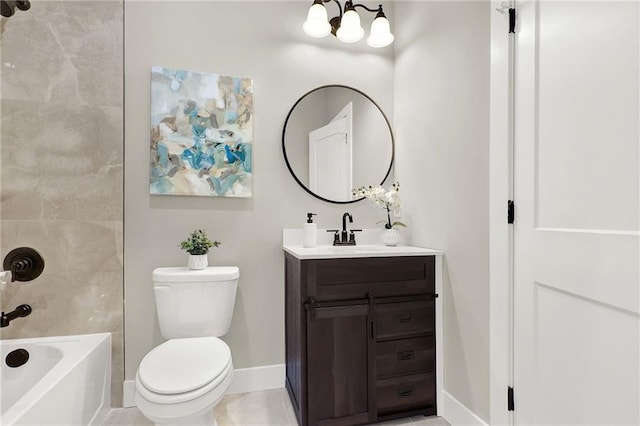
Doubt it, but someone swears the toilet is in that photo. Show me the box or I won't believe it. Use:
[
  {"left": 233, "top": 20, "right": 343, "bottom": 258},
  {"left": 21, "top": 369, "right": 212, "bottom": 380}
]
[{"left": 135, "top": 266, "right": 239, "bottom": 426}]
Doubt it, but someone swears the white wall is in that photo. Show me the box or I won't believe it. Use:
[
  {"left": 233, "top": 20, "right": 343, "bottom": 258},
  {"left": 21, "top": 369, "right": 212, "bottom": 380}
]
[
  {"left": 394, "top": 1, "right": 491, "bottom": 422},
  {"left": 124, "top": 1, "right": 395, "bottom": 380}
]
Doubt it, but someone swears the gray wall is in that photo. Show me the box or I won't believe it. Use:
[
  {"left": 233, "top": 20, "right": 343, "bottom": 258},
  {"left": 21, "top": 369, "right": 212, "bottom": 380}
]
[
  {"left": 124, "top": 1, "right": 395, "bottom": 380},
  {"left": 0, "top": 1, "right": 124, "bottom": 406},
  {"left": 394, "top": 2, "right": 491, "bottom": 422},
  {"left": 126, "top": 2, "right": 492, "bottom": 421}
]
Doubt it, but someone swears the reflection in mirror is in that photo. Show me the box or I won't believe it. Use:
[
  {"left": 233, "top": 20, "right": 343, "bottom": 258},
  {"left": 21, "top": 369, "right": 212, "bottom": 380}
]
[{"left": 282, "top": 85, "right": 394, "bottom": 203}]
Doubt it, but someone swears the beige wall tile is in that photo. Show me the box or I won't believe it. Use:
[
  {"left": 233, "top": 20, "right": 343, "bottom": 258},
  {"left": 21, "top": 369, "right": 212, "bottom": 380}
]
[
  {"left": 2, "top": 101, "right": 123, "bottom": 221},
  {"left": 1, "top": 0, "right": 124, "bottom": 407},
  {"left": 1, "top": 1, "right": 122, "bottom": 107},
  {"left": 0, "top": 220, "right": 123, "bottom": 338}
]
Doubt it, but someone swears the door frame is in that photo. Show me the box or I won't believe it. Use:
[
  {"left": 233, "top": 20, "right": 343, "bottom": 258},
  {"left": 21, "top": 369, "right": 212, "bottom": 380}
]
[
  {"left": 490, "top": 2, "right": 640, "bottom": 425},
  {"left": 489, "top": 1, "right": 515, "bottom": 425}
]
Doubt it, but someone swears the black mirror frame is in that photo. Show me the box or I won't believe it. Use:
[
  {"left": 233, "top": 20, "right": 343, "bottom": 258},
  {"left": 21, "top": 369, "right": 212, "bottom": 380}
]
[{"left": 282, "top": 84, "right": 395, "bottom": 204}]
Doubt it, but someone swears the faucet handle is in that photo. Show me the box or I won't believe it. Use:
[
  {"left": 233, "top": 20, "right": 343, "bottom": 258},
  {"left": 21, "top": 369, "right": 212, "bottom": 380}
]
[
  {"left": 326, "top": 229, "right": 340, "bottom": 245},
  {"left": 348, "top": 229, "right": 362, "bottom": 244},
  {"left": 3, "top": 247, "right": 45, "bottom": 282}
]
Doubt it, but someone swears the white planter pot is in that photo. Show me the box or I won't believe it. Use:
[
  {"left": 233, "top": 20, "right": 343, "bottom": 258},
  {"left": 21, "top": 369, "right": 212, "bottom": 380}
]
[
  {"left": 188, "top": 254, "right": 208, "bottom": 270},
  {"left": 381, "top": 228, "right": 401, "bottom": 246}
]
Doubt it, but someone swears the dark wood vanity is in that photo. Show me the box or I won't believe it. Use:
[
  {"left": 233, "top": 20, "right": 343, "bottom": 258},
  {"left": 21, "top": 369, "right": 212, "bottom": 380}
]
[{"left": 284, "top": 252, "right": 439, "bottom": 426}]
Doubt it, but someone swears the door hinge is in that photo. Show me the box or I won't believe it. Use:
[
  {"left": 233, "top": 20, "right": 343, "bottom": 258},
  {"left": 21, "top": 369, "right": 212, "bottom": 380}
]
[
  {"left": 508, "top": 386, "right": 515, "bottom": 411},
  {"left": 508, "top": 8, "right": 516, "bottom": 33},
  {"left": 508, "top": 200, "right": 515, "bottom": 224}
]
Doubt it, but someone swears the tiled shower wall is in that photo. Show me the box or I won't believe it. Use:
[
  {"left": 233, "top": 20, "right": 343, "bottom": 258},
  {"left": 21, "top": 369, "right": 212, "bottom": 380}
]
[{"left": 0, "top": 1, "right": 124, "bottom": 406}]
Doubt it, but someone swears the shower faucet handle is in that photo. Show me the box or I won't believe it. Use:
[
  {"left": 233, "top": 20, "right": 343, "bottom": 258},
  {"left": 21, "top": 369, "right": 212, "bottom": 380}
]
[{"left": 2, "top": 247, "right": 45, "bottom": 283}]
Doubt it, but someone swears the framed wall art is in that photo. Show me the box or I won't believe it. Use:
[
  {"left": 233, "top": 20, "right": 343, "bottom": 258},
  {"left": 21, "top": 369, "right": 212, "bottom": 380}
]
[{"left": 150, "top": 67, "right": 253, "bottom": 197}]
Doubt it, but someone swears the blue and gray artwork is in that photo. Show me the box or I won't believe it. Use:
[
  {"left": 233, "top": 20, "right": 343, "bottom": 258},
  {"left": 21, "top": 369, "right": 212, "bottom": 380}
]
[{"left": 150, "top": 67, "right": 253, "bottom": 197}]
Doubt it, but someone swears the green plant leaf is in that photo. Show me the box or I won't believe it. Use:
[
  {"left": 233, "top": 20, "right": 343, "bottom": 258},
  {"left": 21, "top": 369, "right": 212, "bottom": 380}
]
[{"left": 179, "top": 229, "right": 221, "bottom": 255}]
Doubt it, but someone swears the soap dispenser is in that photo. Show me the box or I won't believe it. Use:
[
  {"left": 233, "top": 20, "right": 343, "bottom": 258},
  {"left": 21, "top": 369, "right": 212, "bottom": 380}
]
[{"left": 303, "top": 213, "right": 317, "bottom": 248}]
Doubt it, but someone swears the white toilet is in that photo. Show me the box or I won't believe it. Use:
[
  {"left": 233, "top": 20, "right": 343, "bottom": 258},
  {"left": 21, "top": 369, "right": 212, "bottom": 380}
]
[{"left": 135, "top": 266, "right": 239, "bottom": 426}]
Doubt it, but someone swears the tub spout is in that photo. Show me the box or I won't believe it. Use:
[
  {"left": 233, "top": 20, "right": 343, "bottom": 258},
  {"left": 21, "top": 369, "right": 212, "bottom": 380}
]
[{"left": 1, "top": 304, "right": 32, "bottom": 328}]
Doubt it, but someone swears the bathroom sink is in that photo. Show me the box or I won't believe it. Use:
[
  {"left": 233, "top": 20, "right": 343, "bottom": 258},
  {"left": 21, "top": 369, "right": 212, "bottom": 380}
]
[
  {"left": 325, "top": 245, "right": 387, "bottom": 254},
  {"left": 282, "top": 244, "right": 441, "bottom": 260}
]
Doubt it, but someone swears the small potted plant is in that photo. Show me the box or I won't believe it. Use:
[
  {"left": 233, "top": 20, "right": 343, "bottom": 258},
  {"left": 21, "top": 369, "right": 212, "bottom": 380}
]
[
  {"left": 179, "top": 229, "right": 221, "bottom": 270},
  {"left": 353, "top": 182, "right": 406, "bottom": 246}
]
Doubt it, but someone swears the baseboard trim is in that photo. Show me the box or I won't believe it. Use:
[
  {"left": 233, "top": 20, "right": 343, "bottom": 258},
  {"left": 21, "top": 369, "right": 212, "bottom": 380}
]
[
  {"left": 226, "top": 364, "right": 285, "bottom": 395},
  {"left": 441, "top": 391, "right": 489, "bottom": 426},
  {"left": 122, "top": 380, "right": 136, "bottom": 408},
  {"left": 122, "top": 363, "right": 285, "bottom": 408}
]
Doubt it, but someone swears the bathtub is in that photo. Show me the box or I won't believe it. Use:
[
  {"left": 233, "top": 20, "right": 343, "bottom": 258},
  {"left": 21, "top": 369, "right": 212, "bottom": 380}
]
[{"left": 0, "top": 333, "right": 111, "bottom": 425}]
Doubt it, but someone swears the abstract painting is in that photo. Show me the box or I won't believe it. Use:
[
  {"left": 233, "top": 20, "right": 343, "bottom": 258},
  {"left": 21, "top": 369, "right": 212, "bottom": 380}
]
[{"left": 150, "top": 67, "right": 253, "bottom": 197}]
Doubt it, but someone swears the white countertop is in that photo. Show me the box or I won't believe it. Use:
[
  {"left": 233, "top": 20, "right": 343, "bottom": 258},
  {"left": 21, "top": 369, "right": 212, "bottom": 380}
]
[
  {"left": 283, "top": 244, "right": 442, "bottom": 260},
  {"left": 282, "top": 228, "right": 442, "bottom": 260}
]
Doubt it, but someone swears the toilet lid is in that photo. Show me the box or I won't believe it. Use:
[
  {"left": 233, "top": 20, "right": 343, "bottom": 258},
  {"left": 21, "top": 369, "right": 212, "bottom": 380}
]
[{"left": 138, "top": 337, "right": 231, "bottom": 395}]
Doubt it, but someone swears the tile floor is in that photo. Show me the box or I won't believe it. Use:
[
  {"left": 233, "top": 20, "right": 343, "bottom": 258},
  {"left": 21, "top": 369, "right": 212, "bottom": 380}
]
[{"left": 101, "top": 388, "right": 450, "bottom": 426}]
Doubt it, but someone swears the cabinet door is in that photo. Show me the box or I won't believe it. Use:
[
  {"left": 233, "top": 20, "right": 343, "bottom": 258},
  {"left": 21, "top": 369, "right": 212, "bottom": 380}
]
[{"left": 306, "top": 303, "right": 374, "bottom": 426}]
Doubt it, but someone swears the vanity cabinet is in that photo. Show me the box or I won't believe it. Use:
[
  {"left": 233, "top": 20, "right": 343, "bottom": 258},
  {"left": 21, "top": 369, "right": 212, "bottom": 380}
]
[{"left": 285, "top": 253, "right": 438, "bottom": 426}]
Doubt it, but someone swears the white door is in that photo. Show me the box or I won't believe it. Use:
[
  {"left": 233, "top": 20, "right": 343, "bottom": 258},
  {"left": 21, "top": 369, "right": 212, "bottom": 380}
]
[
  {"left": 309, "top": 103, "right": 353, "bottom": 200},
  {"left": 513, "top": 1, "right": 639, "bottom": 425}
]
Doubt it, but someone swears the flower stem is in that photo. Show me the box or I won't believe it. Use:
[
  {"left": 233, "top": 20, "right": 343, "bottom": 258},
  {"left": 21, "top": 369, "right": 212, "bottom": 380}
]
[{"left": 386, "top": 205, "right": 392, "bottom": 229}]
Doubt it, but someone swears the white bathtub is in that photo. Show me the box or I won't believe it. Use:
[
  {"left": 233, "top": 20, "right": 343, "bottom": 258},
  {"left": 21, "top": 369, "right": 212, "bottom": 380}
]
[{"left": 0, "top": 333, "right": 111, "bottom": 425}]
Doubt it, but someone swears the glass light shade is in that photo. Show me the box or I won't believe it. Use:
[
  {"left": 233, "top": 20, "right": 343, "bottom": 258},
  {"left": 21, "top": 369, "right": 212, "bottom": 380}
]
[
  {"left": 336, "top": 9, "right": 364, "bottom": 43},
  {"left": 303, "top": 3, "right": 331, "bottom": 38},
  {"left": 366, "top": 16, "right": 394, "bottom": 47}
]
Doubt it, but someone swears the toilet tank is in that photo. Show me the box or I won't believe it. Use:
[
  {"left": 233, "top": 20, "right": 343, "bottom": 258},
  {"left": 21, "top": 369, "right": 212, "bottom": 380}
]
[{"left": 152, "top": 266, "right": 239, "bottom": 339}]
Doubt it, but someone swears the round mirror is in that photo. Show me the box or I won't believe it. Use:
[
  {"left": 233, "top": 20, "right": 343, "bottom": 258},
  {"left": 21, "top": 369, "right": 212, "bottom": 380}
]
[{"left": 282, "top": 85, "right": 394, "bottom": 204}]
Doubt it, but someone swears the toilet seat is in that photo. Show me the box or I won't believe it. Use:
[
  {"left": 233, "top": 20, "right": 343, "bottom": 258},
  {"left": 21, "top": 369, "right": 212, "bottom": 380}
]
[{"left": 136, "top": 337, "right": 232, "bottom": 404}]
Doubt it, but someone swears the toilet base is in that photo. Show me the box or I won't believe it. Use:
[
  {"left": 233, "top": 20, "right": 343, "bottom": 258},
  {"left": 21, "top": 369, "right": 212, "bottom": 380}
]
[{"left": 136, "top": 365, "right": 233, "bottom": 426}]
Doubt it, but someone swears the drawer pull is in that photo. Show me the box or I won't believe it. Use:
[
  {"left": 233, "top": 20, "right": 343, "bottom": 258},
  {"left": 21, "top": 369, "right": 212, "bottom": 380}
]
[
  {"left": 398, "top": 388, "right": 414, "bottom": 398},
  {"left": 398, "top": 350, "right": 415, "bottom": 361},
  {"left": 398, "top": 313, "right": 414, "bottom": 323}
]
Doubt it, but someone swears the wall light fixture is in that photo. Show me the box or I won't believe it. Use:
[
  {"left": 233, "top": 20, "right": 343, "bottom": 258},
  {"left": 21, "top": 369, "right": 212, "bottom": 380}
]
[{"left": 303, "top": 0, "right": 394, "bottom": 48}]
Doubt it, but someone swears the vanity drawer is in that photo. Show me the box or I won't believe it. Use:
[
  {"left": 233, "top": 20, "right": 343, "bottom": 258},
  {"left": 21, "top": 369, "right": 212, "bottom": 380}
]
[
  {"left": 376, "top": 300, "right": 434, "bottom": 340},
  {"left": 376, "top": 336, "right": 435, "bottom": 378},
  {"left": 308, "top": 256, "right": 435, "bottom": 300},
  {"left": 376, "top": 373, "right": 435, "bottom": 415}
]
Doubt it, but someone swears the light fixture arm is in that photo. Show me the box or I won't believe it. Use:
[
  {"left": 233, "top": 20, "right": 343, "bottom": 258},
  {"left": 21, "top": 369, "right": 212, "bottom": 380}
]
[
  {"left": 350, "top": 2, "right": 384, "bottom": 15},
  {"left": 331, "top": 0, "right": 344, "bottom": 17},
  {"left": 315, "top": 0, "right": 343, "bottom": 17},
  {"left": 314, "top": 0, "right": 384, "bottom": 17}
]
